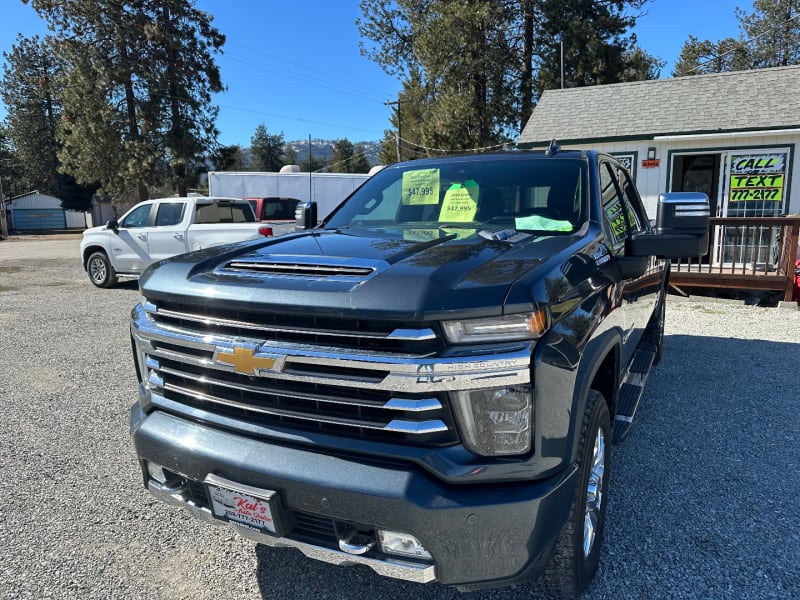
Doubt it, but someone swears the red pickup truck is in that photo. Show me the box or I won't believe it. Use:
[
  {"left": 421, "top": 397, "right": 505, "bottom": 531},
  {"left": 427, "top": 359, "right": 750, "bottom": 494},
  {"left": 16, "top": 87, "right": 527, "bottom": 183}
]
[{"left": 246, "top": 197, "right": 300, "bottom": 236}]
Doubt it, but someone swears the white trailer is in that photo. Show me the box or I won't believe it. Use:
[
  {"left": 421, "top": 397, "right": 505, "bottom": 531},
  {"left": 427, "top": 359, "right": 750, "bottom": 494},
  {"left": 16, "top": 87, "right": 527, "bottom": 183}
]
[{"left": 207, "top": 170, "right": 373, "bottom": 220}]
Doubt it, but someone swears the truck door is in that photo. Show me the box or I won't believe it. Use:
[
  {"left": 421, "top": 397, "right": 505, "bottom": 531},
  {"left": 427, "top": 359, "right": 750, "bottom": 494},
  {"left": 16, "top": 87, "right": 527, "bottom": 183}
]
[
  {"left": 113, "top": 203, "right": 153, "bottom": 272},
  {"left": 145, "top": 201, "right": 189, "bottom": 262},
  {"left": 599, "top": 159, "right": 665, "bottom": 368}
]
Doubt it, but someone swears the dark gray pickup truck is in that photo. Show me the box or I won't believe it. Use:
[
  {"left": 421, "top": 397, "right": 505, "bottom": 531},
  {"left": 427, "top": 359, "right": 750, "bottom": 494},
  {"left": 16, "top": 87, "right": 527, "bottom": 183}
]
[{"left": 129, "top": 148, "right": 709, "bottom": 597}]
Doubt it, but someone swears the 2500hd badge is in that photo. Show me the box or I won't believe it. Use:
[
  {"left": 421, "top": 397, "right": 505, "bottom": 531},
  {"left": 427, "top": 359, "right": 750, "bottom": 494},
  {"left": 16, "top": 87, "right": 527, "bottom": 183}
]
[{"left": 130, "top": 148, "right": 709, "bottom": 598}]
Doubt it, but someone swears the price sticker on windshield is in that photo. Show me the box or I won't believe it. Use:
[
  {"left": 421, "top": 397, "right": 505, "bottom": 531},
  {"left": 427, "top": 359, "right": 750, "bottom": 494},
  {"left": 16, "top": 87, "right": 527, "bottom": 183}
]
[
  {"left": 439, "top": 181, "right": 478, "bottom": 222},
  {"left": 402, "top": 169, "right": 440, "bottom": 205}
]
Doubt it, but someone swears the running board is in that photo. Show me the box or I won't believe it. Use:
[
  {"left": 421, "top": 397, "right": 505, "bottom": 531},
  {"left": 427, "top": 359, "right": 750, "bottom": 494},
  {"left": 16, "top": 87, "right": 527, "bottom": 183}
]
[{"left": 613, "top": 347, "right": 656, "bottom": 443}]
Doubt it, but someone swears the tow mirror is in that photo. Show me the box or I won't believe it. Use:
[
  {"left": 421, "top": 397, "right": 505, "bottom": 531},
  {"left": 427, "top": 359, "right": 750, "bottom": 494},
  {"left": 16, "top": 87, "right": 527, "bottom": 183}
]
[
  {"left": 295, "top": 201, "right": 318, "bottom": 230},
  {"left": 628, "top": 192, "right": 710, "bottom": 258}
]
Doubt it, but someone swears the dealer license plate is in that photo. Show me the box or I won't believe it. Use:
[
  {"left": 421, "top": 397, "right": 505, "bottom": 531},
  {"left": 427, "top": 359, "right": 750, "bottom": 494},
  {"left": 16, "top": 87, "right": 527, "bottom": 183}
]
[{"left": 204, "top": 474, "right": 278, "bottom": 535}]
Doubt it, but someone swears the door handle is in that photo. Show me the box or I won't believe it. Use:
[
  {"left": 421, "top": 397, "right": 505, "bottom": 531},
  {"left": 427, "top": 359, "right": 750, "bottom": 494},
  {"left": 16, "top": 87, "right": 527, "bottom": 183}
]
[
  {"left": 137, "top": 234, "right": 147, "bottom": 241},
  {"left": 172, "top": 233, "right": 183, "bottom": 239}
]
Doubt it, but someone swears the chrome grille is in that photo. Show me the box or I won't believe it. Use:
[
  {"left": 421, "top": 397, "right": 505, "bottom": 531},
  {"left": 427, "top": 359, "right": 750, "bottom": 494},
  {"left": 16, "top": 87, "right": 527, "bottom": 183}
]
[
  {"left": 133, "top": 300, "right": 532, "bottom": 448},
  {"left": 137, "top": 302, "right": 458, "bottom": 446},
  {"left": 145, "top": 299, "right": 441, "bottom": 355}
]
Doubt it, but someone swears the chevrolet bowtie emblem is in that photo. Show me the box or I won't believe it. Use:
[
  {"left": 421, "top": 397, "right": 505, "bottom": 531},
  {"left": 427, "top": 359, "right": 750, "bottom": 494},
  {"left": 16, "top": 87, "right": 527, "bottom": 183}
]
[{"left": 213, "top": 346, "right": 285, "bottom": 376}]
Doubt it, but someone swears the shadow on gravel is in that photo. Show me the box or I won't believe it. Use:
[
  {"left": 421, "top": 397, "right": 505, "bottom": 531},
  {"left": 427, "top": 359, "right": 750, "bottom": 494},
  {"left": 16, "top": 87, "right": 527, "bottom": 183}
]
[
  {"left": 105, "top": 279, "right": 140, "bottom": 291},
  {"left": 250, "top": 333, "right": 799, "bottom": 599},
  {"left": 253, "top": 544, "right": 546, "bottom": 599}
]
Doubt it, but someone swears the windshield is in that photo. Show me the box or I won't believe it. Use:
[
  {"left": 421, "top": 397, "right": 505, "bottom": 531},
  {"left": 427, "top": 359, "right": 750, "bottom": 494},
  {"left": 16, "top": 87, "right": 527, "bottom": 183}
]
[{"left": 324, "top": 155, "right": 586, "bottom": 235}]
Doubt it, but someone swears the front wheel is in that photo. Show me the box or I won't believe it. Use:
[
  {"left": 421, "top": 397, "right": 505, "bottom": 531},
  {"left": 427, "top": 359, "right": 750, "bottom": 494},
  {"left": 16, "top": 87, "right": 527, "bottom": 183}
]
[
  {"left": 86, "top": 251, "right": 118, "bottom": 288},
  {"left": 539, "top": 390, "right": 611, "bottom": 598}
]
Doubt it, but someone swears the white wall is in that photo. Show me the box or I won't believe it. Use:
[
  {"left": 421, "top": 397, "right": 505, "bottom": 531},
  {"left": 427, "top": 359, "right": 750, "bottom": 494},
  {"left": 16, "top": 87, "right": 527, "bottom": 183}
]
[{"left": 207, "top": 172, "right": 372, "bottom": 219}]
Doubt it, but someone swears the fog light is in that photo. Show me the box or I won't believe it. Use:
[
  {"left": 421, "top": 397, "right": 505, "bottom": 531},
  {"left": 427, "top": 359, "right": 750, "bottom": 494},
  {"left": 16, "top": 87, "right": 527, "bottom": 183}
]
[
  {"left": 147, "top": 461, "right": 169, "bottom": 484},
  {"left": 452, "top": 385, "right": 532, "bottom": 456},
  {"left": 378, "top": 530, "right": 432, "bottom": 560}
]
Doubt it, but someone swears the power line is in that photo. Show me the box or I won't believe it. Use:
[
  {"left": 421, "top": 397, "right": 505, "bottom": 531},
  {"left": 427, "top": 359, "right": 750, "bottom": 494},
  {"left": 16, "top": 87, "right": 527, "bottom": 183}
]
[
  {"left": 223, "top": 52, "right": 389, "bottom": 104},
  {"left": 397, "top": 136, "right": 511, "bottom": 155},
  {"left": 224, "top": 41, "right": 395, "bottom": 102}
]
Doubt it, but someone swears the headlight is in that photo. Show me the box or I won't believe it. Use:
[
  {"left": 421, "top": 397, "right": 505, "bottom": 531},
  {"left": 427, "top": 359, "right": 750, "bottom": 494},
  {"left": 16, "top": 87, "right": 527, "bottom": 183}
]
[
  {"left": 451, "top": 385, "right": 533, "bottom": 456},
  {"left": 442, "top": 309, "right": 547, "bottom": 344}
]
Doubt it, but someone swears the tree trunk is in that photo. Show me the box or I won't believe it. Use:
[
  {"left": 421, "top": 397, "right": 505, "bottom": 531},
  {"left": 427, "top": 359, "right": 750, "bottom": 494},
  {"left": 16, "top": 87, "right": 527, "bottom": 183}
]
[{"left": 520, "top": 0, "right": 534, "bottom": 131}]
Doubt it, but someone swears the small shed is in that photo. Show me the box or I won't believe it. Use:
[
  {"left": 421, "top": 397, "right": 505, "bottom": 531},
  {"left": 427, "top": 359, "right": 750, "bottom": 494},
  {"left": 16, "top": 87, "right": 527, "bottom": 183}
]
[
  {"left": 6, "top": 191, "right": 89, "bottom": 231},
  {"left": 518, "top": 66, "right": 800, "bottom": 300}
]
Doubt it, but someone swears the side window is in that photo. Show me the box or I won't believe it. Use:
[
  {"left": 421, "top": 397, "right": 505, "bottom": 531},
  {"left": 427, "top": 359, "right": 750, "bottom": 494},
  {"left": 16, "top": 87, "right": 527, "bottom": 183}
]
[
  {"left": 120, "top": 204, "right": 152, "bottom": 229},
  {"left": 195, "top": 202, "right": 255, "bottom": 224},
  {"left": 615, "top": 166, "right": 648, "bottom": 235},
  {"left": 263, "top": 198, "right": 300, "bottom": 220},
  {"left": 155, "top": 202, "right": 186, "bottom": 227},
  {"left": 600, "top": 163, "right": 627, "bottom": 250},
  {"left": 600, "top": 161, "right": 648, "bottom": 253}
]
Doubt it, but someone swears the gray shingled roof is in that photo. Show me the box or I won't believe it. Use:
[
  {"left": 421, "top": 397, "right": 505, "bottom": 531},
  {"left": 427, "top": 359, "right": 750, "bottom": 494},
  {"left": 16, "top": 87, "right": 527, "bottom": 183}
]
[{"left": 518, "top": 65, "right": 800, "bottom": 146}]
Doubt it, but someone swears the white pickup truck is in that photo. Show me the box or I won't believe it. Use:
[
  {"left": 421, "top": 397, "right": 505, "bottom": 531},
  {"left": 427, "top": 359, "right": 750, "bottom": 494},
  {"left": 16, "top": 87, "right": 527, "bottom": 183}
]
[{"left": 80, "top": 196, "right": 271, "bottom": 287}]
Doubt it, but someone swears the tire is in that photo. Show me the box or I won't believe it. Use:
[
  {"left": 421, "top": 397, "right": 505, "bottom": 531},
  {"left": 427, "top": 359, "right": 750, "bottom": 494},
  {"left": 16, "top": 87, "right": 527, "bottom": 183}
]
[
  {"left": 86, "top": 251, "right": 118, "bottom": 288},
  {"left": 539, "top": 390, "right": 611, "bottom": 599}
]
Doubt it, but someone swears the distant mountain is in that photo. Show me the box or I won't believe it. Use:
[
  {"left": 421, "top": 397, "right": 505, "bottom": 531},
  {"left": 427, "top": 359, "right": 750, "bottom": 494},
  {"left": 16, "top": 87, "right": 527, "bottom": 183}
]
[{"left": 286, "top": 139, "right": 382, "bottom": 169}]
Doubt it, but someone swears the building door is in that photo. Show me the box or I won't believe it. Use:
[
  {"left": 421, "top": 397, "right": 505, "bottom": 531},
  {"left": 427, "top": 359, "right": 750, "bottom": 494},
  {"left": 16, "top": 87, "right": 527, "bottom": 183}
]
[{"left": 670, "top": 153, "right": 722, "bottom": 216}]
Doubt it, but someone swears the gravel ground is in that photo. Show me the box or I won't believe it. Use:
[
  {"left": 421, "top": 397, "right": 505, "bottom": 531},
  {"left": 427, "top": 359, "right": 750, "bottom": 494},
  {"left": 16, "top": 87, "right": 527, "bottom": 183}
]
[{"left": 1, "top": 235, "right": 798, "bottom": 599}]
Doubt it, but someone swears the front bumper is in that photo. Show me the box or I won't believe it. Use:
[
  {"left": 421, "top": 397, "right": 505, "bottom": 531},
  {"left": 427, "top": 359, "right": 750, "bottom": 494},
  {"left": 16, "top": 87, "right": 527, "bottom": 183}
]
[{"left": 131, "top": 404, "right": 578, "bottom": 587}]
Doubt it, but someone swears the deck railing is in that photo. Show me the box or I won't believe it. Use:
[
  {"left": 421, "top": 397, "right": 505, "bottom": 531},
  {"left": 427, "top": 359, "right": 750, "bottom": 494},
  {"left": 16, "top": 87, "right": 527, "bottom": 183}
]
[{"left": 669, "top": 217, "right": 800, "bottom": 301}]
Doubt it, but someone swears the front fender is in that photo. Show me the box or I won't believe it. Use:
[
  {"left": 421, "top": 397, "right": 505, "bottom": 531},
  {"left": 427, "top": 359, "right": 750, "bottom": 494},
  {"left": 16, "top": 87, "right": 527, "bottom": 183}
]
[{"left": 533, "top": 288, "right": 620, "bottom": 468}]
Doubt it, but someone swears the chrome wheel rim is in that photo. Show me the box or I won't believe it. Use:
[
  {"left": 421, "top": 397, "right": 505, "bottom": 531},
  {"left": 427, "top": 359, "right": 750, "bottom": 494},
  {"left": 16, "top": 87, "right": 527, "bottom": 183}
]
[
  {"left": 89, "top": 258, "right": 106, "bottom": 283},
  {"left": 583, "top": 427, "right": 605, "bottom": 558}
]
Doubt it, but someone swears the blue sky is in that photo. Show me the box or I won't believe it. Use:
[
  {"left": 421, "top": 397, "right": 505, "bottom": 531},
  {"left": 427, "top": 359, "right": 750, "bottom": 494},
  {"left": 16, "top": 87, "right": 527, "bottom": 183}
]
[{"left": 1, "top": 0, "right": 743, "bottom": 146}]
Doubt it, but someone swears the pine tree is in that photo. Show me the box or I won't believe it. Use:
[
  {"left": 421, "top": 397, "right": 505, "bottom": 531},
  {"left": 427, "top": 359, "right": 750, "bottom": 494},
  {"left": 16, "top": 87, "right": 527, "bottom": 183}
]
[
  {"left": 0, "top": 125, "right": 25, "bottom": 199},
  {"left": 1, "top": 34, "right": 96, "bottom": 210},
  {"left": 351, "top": 144, "right": 372, "bottom": 172},
  {"left": 331, "top": 139, "right": 355, "bottom": 173},
  {"left": 211, "top": 144, "right": 244, "bottom": 171},
  {"left": 533, "top": 0, "right": 655, "bottom": 95},
  {"left": 739, "top": 0, "right": 800, "bottom": 68},
  {"left": 250, "top": 124, "right": 285, "bottom": 172},
  {"left": 26, "top": 0, "right": 224, "bottom": 201},
  {"left": 673, "top": 0, "right": 799, "bottom": 76},
  {"left": 1, "top": 35, "right": 61, "bottom": 195},
  {"left": 358, "top": 0, "right": 659, "bottom": 155},
  {"left": 673, "top": 36, "right": 749, "bottom": 76},
  {"left": 284, "top": 145, "right": 298, "bottom": 166}
]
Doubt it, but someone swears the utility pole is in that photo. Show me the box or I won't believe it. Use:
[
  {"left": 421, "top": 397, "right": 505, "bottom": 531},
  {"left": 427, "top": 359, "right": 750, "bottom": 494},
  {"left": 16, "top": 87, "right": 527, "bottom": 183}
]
[{"left": 385, "top": 99, "right": 406, "bottom": 163}]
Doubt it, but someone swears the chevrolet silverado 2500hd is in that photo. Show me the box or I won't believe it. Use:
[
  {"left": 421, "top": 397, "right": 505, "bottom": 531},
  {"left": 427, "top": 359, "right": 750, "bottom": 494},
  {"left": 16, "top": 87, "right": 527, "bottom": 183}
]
[
  {"left": 129, "top": 149, "right": 709, "bottom": 597},
  {"left": 80, "top": 196, "right": 271, "bottom": 287}
]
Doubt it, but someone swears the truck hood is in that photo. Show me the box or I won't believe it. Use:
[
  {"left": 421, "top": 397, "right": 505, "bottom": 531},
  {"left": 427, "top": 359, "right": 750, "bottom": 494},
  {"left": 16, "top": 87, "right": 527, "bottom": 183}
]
[
  {"left": 82, "top": 225, "right": 109, "bottom": 237},
  {"left": 140, "top": 228, "right": 580, "bottom": 320}
]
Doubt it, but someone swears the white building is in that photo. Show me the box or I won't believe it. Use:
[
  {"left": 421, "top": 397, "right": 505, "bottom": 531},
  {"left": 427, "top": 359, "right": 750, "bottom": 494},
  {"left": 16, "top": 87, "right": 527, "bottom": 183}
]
[
  {"left": 6, "top": 191, "right": 90, "bottom": 231},
  {"left": 518, "top": 65, "right": 800, "bottom": 220}
]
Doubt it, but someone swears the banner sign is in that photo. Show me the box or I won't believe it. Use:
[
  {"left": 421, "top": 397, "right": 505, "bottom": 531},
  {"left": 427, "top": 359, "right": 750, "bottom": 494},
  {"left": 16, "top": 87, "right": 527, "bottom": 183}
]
[{"left": 729, "top": 153, "right": 786, "bottom": 202}]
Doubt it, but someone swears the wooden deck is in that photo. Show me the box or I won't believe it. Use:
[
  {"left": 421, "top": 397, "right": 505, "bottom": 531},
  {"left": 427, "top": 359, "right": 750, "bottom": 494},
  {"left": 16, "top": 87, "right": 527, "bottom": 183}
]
[{"left": 669, "top": 217, "right": 800, "bottom": 301}]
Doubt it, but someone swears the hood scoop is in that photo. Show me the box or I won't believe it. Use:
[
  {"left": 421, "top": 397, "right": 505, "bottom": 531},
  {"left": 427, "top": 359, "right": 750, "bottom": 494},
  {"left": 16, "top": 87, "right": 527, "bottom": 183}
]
[{"left": 224, "top": 257, "right": 376, "bottom": 278}]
